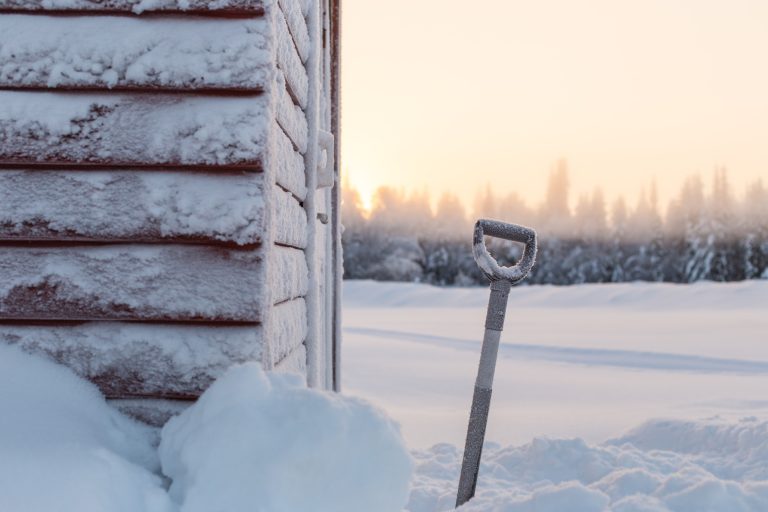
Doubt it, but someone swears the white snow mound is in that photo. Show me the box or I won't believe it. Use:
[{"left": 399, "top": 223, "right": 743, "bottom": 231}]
[
  {"left": 409, "top": 417, "right": 768, "bottom": 512},
  {"left": 0, "top": 344, "right": 173, "bottom": 512},
  {"left": 159, "top": 363, "right": 414, "bottom": 512}
]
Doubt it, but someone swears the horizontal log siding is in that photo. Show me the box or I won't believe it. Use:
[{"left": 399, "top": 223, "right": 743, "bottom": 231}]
[{"left": 0, "top": 170, "right": 266, "bottom": 246}]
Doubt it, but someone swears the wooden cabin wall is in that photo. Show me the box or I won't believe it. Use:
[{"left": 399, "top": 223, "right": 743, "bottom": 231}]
[
  {"left": 270, "top": 0, "right": 312, "bottom": 377},
  {"left": 0, "top": 0, "right": 321, "bottom": 424}
]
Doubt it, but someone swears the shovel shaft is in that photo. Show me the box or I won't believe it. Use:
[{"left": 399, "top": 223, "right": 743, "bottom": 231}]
[{"left": 456, "top": 280, "right": 511, "bottom": 507}]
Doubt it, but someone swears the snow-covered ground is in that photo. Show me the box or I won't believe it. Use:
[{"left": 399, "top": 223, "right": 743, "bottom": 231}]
[
  {"left": 343, "top": 280, "right": 768, "bottom": 511},
  {"left": 2, "top": 280, "right": 766, "bottom": 512}
]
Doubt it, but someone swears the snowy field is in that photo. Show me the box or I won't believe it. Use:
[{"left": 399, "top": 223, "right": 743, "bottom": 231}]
[{"left": 343, "top": 280, "right": 768, "bottom": 511}]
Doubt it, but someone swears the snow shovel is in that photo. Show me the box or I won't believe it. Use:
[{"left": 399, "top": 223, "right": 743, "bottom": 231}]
[{"left": 456, "top": 219, "right": 538, "bottom": 508}]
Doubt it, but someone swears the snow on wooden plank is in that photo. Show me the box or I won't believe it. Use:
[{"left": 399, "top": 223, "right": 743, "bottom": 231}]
[
  {"left": 278, "top": 0, "right": 309, "bottom": 63},
  {"left": 0, "top": 322, "right": 263, "bottom": 399},
  {"left": 0, "top": 0, "right": 266, "bottom": 14},
  {"left": 0, "top": 15, "right": 271, "bottom": 91},
  {"left": 276, "top": 71, "right": 308, "bottom": 153},
  {"left": 276, "top": 5, "right": 308, "bottom": 108},
  {"left": 274, "top": 123, "right": 307, "bottom": 200},
  {"left": 109, "top": 398, "right": 190, "bottom": 427},
  {"left": 269, "top": 246, "right": 309, "bottom": 304},
  {"left": 267, "top": 297, "right": 307, "bottom": 366},
  {"left": 274, "top": 342, "right": 306, "bottom": 376},
  {"left": 0, "top": 245, "right": 268, "bottom": 322},
  {"left": 0, "top": 170, "right": 266, "bottom": 245},
  {"left": 297, "top": 0, "right": 310, "bottom": 18},
  {"left": 274, "top": 185, "right": 307, "bottom": 249},
  {"left": 0, "top": 92, "right": 268, "bottom": 167}
]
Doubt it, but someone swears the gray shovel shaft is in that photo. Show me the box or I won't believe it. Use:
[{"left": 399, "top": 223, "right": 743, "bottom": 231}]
[{"left": 456, "top": 279, "right": 511, "bottom": 507}]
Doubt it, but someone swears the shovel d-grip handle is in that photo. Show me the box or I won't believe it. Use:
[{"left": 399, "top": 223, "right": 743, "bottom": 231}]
[{"left": 472, "top": 219, "right": 537, "bottom": 284}]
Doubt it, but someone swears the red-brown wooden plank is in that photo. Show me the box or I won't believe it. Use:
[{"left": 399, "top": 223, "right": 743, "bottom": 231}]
[
  {"left": 0, "top": 91, "right": 269, "bottom": 168},
  {"left": 0, "top": 15, "right": 271, "bottom": 91},
  {"left": 0, "top": 0, "right": 265, "bottom": 15},
  {"left": 0, "top": 170, "right": 266, "bottom": 245},
  {"left": 0, "top": 322, "right": 264, "bottom": 398},
  {"left": 0, "top": 245, "right": 307, "bottom": 322}
]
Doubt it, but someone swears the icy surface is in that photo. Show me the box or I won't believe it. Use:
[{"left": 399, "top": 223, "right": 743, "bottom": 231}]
[
  {"left": 0, "top": 170, "right": 265, "bottom": 245},
  {"left": 0, "top": 344, "right": 173, "bottom": 512},
  {"left": 0, "top": 15, "right": 271, "bottom": 90},
  {"left": 159, "top": 364, "right": 413, "bottom": 512},
  {"left": 0, "top": 92, "right": 269, "bottom": 166}
]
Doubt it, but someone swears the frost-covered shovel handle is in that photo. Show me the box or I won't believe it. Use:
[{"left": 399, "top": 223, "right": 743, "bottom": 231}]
[{"left": 456, "top": 219, "right": 537, "bottom": 508}]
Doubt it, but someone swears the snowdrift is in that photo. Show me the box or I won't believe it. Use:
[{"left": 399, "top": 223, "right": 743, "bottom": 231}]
[
  {"left": 0, "top": 345, "right": 411, "bottom": 512},
  {"left": 0, "top": 344, "right": 172, "bottom": 512},
  {"left": 411, "top": 417, "right": 768, "bottom": 511}
]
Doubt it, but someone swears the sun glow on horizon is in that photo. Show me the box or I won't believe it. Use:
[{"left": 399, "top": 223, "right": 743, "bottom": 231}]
[{"left": 341, "top": 0, "right": 768, "bottom": 211}]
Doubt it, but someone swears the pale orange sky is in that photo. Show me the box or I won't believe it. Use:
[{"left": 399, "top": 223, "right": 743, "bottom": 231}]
[{"left": 341, "top": 0, "right": 768, "bottom": 212}]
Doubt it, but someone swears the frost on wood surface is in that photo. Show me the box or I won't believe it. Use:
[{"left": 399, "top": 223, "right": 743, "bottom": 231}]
[
  {"left": 0, "top": 344, "right": 173, "bottom": 512},
  {"left": 268, "top": 246, "right": 309, "bottom": 304},
  {"left": 268, "top": 298, "right": 307, "bottom": 364},
  {"left": 274, "top": 185, "right": 307, "bottom": 248},
  {"left": 159, "top": 364, "right": 413, "bottom": 512},
  {"left": 0, "top": 323, "right": 264, "bottom": 398},
  {"left": 277, "top": 0, "right": 309, "bottom": 62},
  {"left": 0, "top": 171, "right": 266, "bottom": 244},
  {"left": 0, "top": 15, "right": 272, "bottom": 90},
  {"left": 110, "top": 398, "right": 191, "bottom": 429},
  {"left": 273, "top": 342, "right": 306, "bottom": 375},
  {"left": 275, "top": 5, "right": 308, "bottom": 108},
  {"left": 275, "top": 71, "right": 308, "bottom": 153},
  {"left": 0, "top": 246, "right": 267, "bottom": 321},
  {"left": 0, "top": 0, "right": 266, "bottom": 13},
  {"left": 274, "top": 122, "right": 307, "bottom": 199},
  {"left": 0, "top": 92, "right": 269, "bottom": 166}
]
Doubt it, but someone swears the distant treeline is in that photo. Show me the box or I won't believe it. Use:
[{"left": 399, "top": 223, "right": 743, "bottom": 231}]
[{"left": 342, "top": 162, "right": 768, "bottom": 285}]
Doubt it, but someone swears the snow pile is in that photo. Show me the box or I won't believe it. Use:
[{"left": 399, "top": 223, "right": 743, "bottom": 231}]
[
  {"left": 0, "top": 344, "right": 173, "bottom": 512},
  {"left": 159, "top": 364, "right": 413, "bottom": 512},
  {"left": 408, "top": 417, "right": 768, "bottom": 512},
  {"left": 0, "top": 346, "right": 413, "bottom": 512}
]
